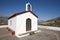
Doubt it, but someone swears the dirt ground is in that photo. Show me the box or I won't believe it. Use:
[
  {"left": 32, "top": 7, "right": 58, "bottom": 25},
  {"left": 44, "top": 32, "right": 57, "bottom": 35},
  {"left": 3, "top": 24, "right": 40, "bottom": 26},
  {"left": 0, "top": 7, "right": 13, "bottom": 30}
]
[{"left": 0, "top": 27, "right": 60, "bottom": 40}]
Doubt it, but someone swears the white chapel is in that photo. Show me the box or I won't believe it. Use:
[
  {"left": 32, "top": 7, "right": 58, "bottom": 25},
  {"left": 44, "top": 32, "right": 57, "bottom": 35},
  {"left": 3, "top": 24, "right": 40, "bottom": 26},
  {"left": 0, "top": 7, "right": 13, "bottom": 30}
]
[{"left": 8, "top": 1, "right": 38, "bottom": 37}]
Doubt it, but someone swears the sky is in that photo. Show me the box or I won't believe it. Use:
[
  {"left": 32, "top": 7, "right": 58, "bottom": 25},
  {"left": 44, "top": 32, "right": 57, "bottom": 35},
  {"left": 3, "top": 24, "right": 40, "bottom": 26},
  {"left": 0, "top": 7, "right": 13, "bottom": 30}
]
[{"left": 0, "top": 0, "right": 60, "bottom": 21}]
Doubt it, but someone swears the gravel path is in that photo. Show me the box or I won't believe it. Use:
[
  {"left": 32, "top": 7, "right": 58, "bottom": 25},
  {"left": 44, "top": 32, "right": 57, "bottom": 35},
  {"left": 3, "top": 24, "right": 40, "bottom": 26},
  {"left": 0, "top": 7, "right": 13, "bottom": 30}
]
[{"left": 0, "top": 27, "right": 60, "bottom": 40}]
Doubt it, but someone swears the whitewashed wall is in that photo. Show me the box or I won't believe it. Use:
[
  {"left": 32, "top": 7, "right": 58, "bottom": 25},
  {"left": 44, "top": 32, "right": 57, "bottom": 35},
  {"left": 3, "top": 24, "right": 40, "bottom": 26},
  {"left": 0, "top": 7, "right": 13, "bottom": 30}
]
[
  {"left": 8, "top": 17, "right": 16, "bottom": 31},
  {"left": 16, "top": 12, "right": 38, "bottom": 35},
  {"left": 8, "top": 12, "right": 38, "bottom": 36}
]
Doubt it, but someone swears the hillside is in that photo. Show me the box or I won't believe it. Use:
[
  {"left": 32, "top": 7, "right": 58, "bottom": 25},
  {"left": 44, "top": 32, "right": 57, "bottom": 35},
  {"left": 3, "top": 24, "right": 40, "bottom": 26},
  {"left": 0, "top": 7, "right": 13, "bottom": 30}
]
[
  {"left": 39, "top": 17, "right": 60, "bottom": 27},
  {"left": 0, "top": 16, "right": 8, "bottom": 25}
]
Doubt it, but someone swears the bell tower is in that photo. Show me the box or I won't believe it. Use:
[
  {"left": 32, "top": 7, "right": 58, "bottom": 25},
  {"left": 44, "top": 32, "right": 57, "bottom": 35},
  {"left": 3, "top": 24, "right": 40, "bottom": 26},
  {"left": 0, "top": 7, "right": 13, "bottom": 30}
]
[{"left": 26, "top": 0, "right": 32, "bottom": 11}]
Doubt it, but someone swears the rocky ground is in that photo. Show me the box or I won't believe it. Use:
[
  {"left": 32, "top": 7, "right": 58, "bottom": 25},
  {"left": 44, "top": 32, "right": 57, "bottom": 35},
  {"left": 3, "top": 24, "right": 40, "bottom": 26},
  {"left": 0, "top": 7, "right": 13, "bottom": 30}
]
[{"left": 0, "top": 27, "right": 60, "bottom": 40}]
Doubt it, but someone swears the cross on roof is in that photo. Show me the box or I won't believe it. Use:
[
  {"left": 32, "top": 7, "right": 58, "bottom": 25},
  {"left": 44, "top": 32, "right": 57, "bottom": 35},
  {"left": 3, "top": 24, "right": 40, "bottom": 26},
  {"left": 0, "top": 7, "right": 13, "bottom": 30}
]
[{"left": 27, "top": 0, "right": 30, "bottom": 3}]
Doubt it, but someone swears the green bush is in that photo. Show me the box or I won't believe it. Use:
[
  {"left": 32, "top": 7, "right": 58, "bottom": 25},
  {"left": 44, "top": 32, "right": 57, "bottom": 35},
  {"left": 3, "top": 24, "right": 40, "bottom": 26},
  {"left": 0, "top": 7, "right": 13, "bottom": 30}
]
[{"left": 29, "top": 31, "right": 35, "bottom": 35}]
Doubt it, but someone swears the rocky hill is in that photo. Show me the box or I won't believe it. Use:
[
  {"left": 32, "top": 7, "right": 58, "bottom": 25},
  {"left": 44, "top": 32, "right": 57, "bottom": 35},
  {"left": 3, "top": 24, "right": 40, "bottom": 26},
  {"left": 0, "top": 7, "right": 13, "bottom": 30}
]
[
  {"left": 39, "top": 17, "right": 60, "bottom": 27},
  {"left": 0, "top": 16, "right": 8, "bottom": 25}
]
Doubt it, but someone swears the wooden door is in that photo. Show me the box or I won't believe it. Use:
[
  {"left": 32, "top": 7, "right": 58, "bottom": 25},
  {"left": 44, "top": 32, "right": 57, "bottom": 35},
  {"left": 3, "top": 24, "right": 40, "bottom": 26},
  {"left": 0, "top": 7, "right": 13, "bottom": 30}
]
[{"left": 26, "top": 18, "right": 31, "bottom": 31}]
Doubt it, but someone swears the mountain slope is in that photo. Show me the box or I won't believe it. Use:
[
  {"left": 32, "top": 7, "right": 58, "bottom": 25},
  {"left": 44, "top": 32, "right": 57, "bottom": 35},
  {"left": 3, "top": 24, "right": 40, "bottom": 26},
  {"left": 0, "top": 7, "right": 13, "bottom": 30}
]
[
  {"left": 39, "top": 17, "right": 60, "bottom": 27},
  {"left": 0, "top": 16, "right": 8, "bottom": 25}
]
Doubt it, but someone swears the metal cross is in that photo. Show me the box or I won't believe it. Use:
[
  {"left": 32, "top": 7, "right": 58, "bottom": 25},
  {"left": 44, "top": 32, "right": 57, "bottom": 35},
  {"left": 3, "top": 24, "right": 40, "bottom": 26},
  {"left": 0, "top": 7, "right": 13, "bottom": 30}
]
[{"left": 28, "top": 0, "right": 30, "bottom": 2}]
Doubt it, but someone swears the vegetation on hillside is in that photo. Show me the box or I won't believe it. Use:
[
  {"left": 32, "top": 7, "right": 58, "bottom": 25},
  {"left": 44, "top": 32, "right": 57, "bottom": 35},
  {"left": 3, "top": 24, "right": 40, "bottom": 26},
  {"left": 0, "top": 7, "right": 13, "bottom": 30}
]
[
  {"left": 0, "top": 16, "right": 8, "bottom": 25},
  {"left": 39, "top": 17, "right": 60, "bottom": 27}
]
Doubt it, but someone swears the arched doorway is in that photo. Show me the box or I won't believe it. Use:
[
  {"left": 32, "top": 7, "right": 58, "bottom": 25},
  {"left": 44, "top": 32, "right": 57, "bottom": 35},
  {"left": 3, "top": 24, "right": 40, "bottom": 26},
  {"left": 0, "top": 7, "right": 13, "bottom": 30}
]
[{"left": 26, "top": 18, "right": 31, "bottom": 31}]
